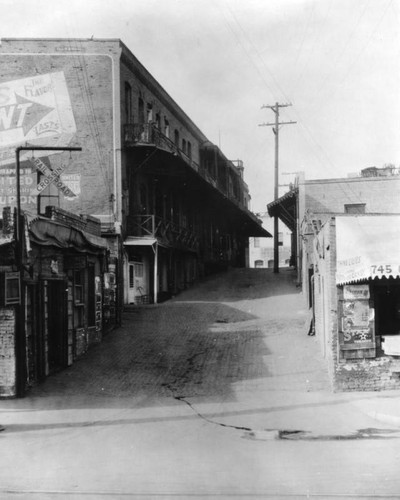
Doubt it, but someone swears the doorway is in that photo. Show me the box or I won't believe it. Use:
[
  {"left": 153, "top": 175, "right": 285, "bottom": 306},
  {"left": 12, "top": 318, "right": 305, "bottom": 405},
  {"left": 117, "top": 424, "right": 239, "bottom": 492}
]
[
  {"left": 128, "top": 262, "right": 146, "bottom": 304},
  {"left": 46, "top": 280, "right": 68, "bottom": 373}
]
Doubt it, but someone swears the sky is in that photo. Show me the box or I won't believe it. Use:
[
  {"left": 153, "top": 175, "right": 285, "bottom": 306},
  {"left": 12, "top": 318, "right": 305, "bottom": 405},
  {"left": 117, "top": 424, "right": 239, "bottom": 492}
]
[{"left": 1, "top": 0, "right": 399, "bottom": 213}]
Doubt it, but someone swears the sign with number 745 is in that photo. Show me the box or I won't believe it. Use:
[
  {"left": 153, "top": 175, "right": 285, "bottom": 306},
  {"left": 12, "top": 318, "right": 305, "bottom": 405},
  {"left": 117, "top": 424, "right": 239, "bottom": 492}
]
[{"left": 370, "top": 264, "right": 398, "bottom": 276}]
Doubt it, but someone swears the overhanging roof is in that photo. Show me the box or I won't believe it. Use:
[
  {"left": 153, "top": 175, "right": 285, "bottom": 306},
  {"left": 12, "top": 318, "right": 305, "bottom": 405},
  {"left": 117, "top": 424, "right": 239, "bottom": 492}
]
[
  {"left": 124, "top": 237, "right": 157, "bottom": 246},
  {"left": 128, "top": 147, "right": 270, "bottom": 238},
  {"left": 267, "top": 188, "right": 298, "bottom": 232},
  {"left": 29, "top": 218, "right": 107, "bottom": 254}
]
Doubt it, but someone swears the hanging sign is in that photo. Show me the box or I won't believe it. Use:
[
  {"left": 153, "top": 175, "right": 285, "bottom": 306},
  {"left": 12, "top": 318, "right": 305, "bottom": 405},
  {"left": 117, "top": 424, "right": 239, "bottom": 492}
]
[
  {"left": 30, "top": 157, "right": 76, "bottom": 198},
  {"left": 343, "top": 284, "right": 370, "bottom": 300}
]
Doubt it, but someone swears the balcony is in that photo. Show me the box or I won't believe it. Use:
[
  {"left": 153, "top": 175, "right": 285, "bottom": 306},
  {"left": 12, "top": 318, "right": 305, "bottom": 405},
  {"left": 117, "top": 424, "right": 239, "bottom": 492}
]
[
  {"left": 124, "top": 123, "right": 199, "bottom": 172},
  {"left": 126, "top": 214, "right": 199, "bottom": 252}
]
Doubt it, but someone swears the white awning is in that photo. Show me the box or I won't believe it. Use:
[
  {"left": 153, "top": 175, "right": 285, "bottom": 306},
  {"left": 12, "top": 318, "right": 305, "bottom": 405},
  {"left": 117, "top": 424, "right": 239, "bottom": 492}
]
[
  {"left": 336, "top": 215, "right": 400, "bottom": 285},
  {"left": 124, "top": 237, "right": 157, "bottom": 246}
]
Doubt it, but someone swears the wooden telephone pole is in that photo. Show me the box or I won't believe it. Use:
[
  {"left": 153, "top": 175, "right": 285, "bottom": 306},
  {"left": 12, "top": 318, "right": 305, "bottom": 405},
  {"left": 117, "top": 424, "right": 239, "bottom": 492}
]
[{"left": 259, "top": 103, "right": 296, "bottom": 273}]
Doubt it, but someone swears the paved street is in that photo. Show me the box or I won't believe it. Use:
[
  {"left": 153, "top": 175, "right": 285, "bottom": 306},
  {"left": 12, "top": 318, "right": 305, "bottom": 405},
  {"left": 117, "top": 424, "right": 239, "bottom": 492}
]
[{"left": 1, "top": 268, "right": 400, "bottom": 498}]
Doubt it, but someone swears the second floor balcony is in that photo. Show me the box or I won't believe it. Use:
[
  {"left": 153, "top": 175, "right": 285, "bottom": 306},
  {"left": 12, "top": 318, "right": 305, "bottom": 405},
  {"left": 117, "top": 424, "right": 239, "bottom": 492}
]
[{"left": 124, "top": 123, "right": 199, "bottom": 172}]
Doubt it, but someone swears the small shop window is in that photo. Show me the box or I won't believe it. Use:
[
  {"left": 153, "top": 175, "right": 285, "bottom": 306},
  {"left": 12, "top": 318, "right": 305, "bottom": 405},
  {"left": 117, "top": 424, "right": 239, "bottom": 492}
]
[{"left": 344, "top": 203, "right": 366, "bottom": 214}]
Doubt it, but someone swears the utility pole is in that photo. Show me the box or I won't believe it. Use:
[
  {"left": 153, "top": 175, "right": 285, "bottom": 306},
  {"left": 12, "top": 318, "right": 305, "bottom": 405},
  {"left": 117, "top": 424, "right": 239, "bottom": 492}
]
[{"left": 259, "top": 103, "right": 296, "bottom": 274}]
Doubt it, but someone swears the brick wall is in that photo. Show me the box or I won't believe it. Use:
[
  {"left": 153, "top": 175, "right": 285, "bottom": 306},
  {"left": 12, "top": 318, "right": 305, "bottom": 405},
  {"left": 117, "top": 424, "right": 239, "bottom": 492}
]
[
  {"left": 305, "top": 177, "right": 400, "bottom": 216},
  {"left": 0, "top": 307, "right": 16, "bottom": 397},
  {"left": 0, "top": 39, "right": 119, "bottom": 219},
  {"left": 314, "top": 218, "right": 400, "bottom": 391}
]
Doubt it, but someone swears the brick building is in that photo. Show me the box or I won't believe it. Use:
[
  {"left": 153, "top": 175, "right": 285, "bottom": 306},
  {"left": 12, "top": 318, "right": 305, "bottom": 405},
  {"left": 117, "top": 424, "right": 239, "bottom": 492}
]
[
  {"left": 268, "top": 168, "right": 400, "bottom": 390},
  {"left": 0, "top": 38, "right": 266, "bottom": 396}
]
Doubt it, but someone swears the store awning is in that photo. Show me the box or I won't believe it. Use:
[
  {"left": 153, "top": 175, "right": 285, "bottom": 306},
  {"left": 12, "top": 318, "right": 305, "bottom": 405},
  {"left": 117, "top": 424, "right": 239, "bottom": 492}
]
[
  {"left": 29, "top": 218, "right": 107, "bottom": 254},
  {"left": 336, "top": 215, "right": 400, "bottom": 285}
]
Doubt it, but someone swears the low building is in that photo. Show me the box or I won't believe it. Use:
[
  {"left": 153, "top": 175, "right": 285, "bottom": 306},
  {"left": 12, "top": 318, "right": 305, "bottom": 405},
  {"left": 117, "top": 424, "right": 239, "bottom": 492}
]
[
  {"left": 268, "top": 168, "right": 400, "bottom": 391},
  {"left": 0, "top": 206, "right": 114, "bottom": 397}
]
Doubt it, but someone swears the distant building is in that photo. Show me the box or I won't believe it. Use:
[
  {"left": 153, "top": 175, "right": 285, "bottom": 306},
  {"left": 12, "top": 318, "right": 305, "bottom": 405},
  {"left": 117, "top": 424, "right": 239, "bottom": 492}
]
[{"left": 249, "top": 213, "right": 291, "bottom": 269}]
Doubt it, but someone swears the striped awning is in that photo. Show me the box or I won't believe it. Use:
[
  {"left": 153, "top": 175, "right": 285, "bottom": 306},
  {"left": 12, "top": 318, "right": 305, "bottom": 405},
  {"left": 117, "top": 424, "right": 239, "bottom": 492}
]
[{"left": 336, "top": 215, "right": 400, "bottom": 285}]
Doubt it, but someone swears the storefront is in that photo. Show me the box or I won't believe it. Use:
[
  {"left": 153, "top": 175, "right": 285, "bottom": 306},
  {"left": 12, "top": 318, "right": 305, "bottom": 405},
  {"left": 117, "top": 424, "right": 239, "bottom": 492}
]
[{"left": 328, "top": 215, "right": 400, "bottom": 390}]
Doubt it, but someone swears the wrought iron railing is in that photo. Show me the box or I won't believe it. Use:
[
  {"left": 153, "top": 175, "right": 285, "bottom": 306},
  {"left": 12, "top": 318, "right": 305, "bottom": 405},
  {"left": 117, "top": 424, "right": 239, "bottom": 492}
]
[
  {"left": 126, "top": 214, "right": 199, "bottom": 252},
  {"left": 124, "top": 123, "right": 200, "bottom": 172},
  {"left": 124, "top": 123, "right": 255, "bottom": 213}
]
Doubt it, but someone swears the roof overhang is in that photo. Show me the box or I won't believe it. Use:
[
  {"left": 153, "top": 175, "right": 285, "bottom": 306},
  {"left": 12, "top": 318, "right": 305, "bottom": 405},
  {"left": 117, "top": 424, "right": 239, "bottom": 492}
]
[
  {"left": 29, "top": 218, "right": 107, "bottom": 254},
  {"left": 267, "top": 188, "right": 298, "bottom": 232},
  {"left": 124, "top": 237, "right": 157, "bottom": 246},
  {"left": 127, "top": 147, "right": 270, "bottom": 238}
]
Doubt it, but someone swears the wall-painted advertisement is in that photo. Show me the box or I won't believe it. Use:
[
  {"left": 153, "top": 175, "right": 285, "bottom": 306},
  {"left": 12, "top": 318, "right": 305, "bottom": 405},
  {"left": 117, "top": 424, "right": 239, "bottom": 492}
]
[
  {"left": 0, "top": 72, "right": 76, "bottom": 163},
  {"left": 0, "top": 53, "right": 113, "bottom": 216}
]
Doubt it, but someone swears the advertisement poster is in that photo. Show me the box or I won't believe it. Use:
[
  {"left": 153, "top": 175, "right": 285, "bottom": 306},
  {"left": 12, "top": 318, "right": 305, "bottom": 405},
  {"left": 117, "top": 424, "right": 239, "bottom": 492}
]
[{"left": 341, "top": 298, "right": 374, "bottom": 348}]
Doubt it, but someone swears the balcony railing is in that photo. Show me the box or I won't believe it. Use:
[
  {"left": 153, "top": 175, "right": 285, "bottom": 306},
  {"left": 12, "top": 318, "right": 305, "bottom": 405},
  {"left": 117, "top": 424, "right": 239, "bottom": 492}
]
[
  {"left": 124, "top": 123, "right": 252, "bottom": 213},
  {"left": 127, "top": 214, "right": 199, "bottom": 252},
  {"left": 124, "top": 123, "right": 200, "bottom": 172}
]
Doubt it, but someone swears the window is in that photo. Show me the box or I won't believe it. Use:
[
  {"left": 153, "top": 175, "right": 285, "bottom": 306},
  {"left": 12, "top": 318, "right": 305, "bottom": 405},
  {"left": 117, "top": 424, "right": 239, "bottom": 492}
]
[
  {"left": 124, "top": 82, "right": 132, "bottom": 123},
  {"left": 155, "top": 113, "right": 161, "bottom": 129},
  {"left": 134, "top": 263, "right": 144, "bottom": 278},
  {"left": 345, "top": 203, "right": 366, "bottom": 214},
  {"left": 164, "top": 117, "right": 170, "bottom": 138},
  {"left": 187, "top": 141, "right": 192, "bottom": 159},
  {"left": 139, "top": 183, "right": 147, "bottom": 213},
  {"left": 138, "top": 97, "right": 144, "bottom": 124},
  {"left": 174, "top": 129, "right": 179, "bottom": 147},
  {"left": 182, "top": 139, "right": 186, "bottom": 154},
  {"left": 254, "top": 237, "right": 260, "bottom": 248},
  {"left": 146, "top": 103, "right": 153, "bottom": 122}
]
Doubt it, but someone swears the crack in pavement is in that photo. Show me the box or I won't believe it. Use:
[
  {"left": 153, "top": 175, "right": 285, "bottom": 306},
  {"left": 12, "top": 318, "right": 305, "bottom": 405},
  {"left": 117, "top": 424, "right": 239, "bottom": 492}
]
[{"left": 173, "top": 394, "right": 252, "bottom": 432}]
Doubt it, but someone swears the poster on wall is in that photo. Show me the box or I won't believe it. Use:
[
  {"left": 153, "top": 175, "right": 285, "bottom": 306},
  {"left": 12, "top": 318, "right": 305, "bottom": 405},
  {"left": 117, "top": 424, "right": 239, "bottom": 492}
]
[{"left": 340, "top": 285, "right": 375, "bottom": 349}]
